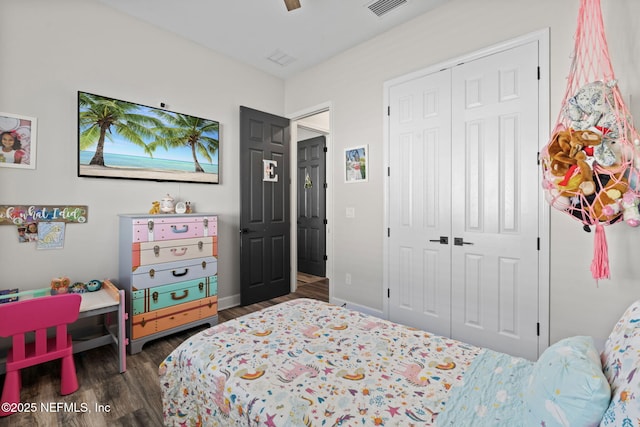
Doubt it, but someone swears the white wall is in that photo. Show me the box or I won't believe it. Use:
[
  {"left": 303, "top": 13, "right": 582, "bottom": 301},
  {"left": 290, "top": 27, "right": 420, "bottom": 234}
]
[
  {"left": 0, "top": 0, "right": 285, "bottom": 304},
  {"left": 284, "top": 0, "right": 640, "bottom": 347}
]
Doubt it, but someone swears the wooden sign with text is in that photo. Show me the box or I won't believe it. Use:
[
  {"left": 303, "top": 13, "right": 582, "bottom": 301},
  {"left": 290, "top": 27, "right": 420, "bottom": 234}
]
[{"left": 0, "top": 205, "right": 88, "bottom": 225}]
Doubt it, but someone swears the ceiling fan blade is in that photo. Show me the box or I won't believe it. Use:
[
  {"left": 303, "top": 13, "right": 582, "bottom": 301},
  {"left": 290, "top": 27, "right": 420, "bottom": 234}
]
[{"left": 284, "top": 0, "right": 301, "bottom": 11}]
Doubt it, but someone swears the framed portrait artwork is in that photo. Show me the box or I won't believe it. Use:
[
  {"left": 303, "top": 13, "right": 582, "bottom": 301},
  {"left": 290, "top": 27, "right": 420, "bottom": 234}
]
[
  {"left": 0, "top": 112, "right": 37, "bottom": 169},
  {"left": 344, "top": 144, "right": 368, "bottom": 183}
]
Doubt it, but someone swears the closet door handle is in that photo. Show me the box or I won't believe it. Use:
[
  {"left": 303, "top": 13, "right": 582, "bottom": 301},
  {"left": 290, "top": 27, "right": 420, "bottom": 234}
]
[
  {"left": 429, "top": 236, "right": 449, "bottom": 244},
  {"left": 454, "top": 237, "right": 474, "bottom": 246}
]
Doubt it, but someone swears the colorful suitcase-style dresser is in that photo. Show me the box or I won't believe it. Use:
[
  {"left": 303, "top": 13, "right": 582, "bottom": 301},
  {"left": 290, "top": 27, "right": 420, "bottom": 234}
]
[{"left": 118, "top": 213, "right": 218, "bottom": 354}]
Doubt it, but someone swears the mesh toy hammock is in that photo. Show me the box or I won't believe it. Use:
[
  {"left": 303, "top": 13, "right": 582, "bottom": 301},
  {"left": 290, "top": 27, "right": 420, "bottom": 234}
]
[{"left": 540, "top": 0, "right": 640, "bottom": 280}]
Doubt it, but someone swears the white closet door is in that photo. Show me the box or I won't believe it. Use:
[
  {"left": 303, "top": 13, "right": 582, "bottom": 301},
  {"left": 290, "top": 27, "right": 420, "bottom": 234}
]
[
  {"left": 388, "top": 69, "right": 452, "bottom": 337},
  {"left": 450, "top": 41, "right": 540, "bottom": 359}
]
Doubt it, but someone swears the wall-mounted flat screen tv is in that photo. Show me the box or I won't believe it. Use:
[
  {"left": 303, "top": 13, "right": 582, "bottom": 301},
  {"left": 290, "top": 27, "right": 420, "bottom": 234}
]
[{"left": 78, "top": 91, "right": 219, "bottom": 184}]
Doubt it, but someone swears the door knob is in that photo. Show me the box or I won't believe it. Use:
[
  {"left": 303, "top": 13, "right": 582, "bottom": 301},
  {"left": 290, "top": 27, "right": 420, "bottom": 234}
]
[
  {"left": 454, "top": 237, "right": 474, "bottom": 246},
  {"left": 429, "top": 236, "right": 448, "bottom": 244}
]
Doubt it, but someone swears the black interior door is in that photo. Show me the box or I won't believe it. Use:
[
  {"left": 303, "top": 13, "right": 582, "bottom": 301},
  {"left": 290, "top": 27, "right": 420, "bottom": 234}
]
[
  {"left": 239, "top": 106, "right": 290, "bottom": 305},
  {"left": 297, "top": 136, "right": 326, "bottom": 277}
]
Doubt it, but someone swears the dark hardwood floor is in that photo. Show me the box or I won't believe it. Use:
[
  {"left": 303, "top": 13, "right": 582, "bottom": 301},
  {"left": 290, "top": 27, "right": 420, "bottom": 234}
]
[{"left": 0, "top": 277, "right": 328, "bottom": 427}]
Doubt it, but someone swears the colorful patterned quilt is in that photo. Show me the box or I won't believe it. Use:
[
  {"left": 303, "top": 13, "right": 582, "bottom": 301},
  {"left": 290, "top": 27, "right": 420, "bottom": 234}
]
[{"left": 160, "top": 298, "right": 532, "bottom": 426}]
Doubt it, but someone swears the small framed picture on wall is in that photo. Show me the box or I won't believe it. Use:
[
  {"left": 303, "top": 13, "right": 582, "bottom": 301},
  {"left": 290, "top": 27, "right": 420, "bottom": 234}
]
[
  {"left": 0, "top": 112, "right": 37, "bottom": 170},
  {"left": 344, "top": 144, "right": 368, "bottom": 183}
]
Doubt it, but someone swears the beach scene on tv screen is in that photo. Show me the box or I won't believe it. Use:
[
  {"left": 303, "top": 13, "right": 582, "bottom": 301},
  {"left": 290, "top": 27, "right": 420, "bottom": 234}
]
[{"left": 78, "top": 92, "right": 219, "bottom": 184}]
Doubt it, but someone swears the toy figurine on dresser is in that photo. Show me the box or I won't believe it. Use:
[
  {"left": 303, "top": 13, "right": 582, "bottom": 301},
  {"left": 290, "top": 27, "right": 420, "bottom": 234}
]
[
  {"left": 159, "top": 194, "right": 175, "bottom": 214},
  {"left": 118, "top": 212, "right": 218, "bottom": 354}
]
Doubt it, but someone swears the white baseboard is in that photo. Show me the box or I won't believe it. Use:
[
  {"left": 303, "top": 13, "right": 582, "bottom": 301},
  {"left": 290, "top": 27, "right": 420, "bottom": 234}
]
[
  {"left": 218, "top": 294, "right": 241, "bottom": 311},
  {"left": 330, "top": 297, "right": 384, "bottom": 319}
]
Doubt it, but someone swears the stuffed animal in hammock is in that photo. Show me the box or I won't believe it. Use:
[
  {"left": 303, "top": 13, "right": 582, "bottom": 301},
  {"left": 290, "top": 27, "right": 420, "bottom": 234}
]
[
  {"left": 589, "top": 173, "right": 628, "bottom": 222},
  {"left": 547, "top": 128, "right": 603, "bottom": 196},
  {"left": 564, "top": 80, "right": 619, "bottom": 139},
  {"left": 545, "top": 128, "right": 635, "bottom": 225}
]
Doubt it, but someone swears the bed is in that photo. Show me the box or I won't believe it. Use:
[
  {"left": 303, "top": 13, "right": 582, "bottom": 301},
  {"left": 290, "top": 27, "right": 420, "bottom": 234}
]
[{"left": 160, "top": 298, "right": 640, "bottom": 426}]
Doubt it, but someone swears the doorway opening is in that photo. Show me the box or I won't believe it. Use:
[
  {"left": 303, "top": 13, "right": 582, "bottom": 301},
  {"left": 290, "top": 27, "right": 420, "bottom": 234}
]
[{"left": 290, "top": 107, "right": 332, "bottom": 296}]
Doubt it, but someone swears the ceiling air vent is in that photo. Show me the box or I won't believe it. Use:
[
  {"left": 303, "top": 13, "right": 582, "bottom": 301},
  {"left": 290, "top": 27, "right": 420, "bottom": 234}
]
[
  {"left": 366, "top": 0, "right": 408, "bottom": 17},
  {"left": 267, "top": 49, "right": 297, "bottom": 67}
]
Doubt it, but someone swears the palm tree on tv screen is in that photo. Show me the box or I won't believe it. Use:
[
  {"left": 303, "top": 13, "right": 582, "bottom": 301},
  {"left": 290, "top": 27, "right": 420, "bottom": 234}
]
[
  {"left": 79, "top": 92, "right": 160, "bottom": 166},
  {"left": 151, "top": 111, "right": 219, "bottom": 173}
]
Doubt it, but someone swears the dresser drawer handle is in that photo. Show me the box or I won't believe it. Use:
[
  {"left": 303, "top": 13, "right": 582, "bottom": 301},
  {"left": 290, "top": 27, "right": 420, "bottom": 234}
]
[
  {"left": 152, "top": 291, "right": 159, "bottom": 303},
  {"left": 147, "top": 221, "right": 154, "bottom": 232},
  {"left": 140, "top": 318, "right": 147, "bottom": 327},
  {"left": 202, "top": 261, "right": 207, "bottom": 269},
  {"left": 199, "top": 282, "right": 204, "bottom": 291},
  {"left": 171, "top": 290, "right": 189, "bottom": 301},
  {"left": 153, "top": 245, "right": 160, "bottom": 256},
  {"left": 172, "top": 268, "right": 189, "bottom": 277},
  {"left": 171, "top": 247, "right": 188, "bottom": 256},
  {"left": 171, "top": 225, "right": 189, "bottom": 233},
  {"left": 148, "top": 269, "right": 155, "bottom": 278},
  {"left": 198, "top": 241, "right": 204, "bottom": 250}
]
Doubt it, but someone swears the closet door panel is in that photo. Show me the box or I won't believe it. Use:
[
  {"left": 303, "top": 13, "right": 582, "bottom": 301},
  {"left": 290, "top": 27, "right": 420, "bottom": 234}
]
[
  {"left": 450, "top": 42, "right": 540, "bottom": 359},
  {"left": 388, "top": 69, "right": 452, "bottom": 337}
]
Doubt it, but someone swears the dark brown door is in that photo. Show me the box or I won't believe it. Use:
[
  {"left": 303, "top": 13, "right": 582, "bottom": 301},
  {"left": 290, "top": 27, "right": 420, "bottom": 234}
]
[
  {"left": 297, "top": 136, "right": 326, "bottom": 277},
  {"left": 239, "top": 106, "right": 290, "bottom": 305}
]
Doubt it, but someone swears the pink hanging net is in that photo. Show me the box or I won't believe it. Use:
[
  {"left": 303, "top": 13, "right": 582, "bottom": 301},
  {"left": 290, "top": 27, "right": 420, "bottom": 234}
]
[{"left": 540, "top": 0, "right": 640, "bottom": 280}]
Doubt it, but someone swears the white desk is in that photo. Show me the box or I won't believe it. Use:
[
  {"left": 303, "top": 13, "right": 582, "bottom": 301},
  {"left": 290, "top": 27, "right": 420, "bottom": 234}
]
[{"left": 0, "top": 280, "right": 127, "bottom": 374}]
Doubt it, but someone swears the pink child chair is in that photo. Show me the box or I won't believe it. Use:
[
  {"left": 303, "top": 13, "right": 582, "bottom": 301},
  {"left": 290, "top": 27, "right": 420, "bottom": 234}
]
[{"left": 0, "top": 293, "right": 82, "bottom": 416}]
